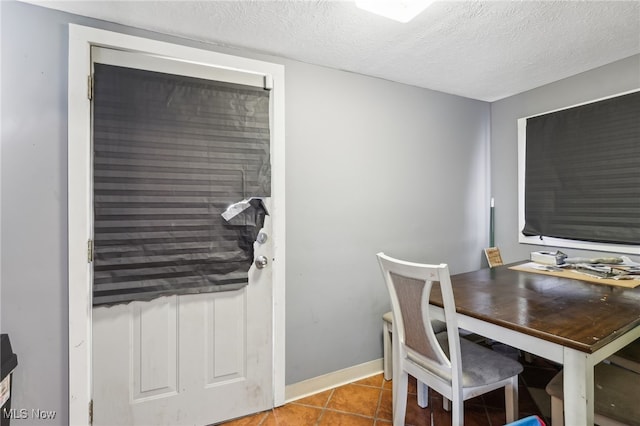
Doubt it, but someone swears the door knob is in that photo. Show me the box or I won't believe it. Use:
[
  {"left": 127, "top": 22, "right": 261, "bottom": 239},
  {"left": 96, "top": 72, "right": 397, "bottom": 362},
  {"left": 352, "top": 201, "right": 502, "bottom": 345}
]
[
  {"left": 256, "top": 231, "right": 268, "bottom": 244},
  {"left": 254, "top": 255, "right": 268, "bottom": 269}
]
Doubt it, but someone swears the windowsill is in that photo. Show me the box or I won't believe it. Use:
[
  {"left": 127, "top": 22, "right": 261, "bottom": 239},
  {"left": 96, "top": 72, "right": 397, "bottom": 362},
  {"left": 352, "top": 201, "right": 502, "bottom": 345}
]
[{"left": 519, "top": 234, "right": 640, "bottom": 255}]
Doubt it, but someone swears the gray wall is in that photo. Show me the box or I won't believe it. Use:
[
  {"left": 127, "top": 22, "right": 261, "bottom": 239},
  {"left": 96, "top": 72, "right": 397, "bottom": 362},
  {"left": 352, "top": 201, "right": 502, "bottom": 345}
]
[
  {"left": 1, "top": 1, "right": 490, "bottom": 423},
  {"left": 285, "top": 61, "right": 490, "bottom": 381},
  {"left": 1, "top": 2, "right": 71, "bottom": 423},
  {"left": 490, "top": 54, "right": 640, "bottom": 263}
]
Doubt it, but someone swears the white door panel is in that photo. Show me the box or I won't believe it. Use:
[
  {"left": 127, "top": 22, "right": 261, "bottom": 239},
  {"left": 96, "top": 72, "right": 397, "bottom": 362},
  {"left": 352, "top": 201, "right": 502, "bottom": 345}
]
[
  {"left": 206, "top": 290, "right": 246, "bottom": 384},
  {"left": 132, "top": 297, "right": 178, "bottom": 402}
]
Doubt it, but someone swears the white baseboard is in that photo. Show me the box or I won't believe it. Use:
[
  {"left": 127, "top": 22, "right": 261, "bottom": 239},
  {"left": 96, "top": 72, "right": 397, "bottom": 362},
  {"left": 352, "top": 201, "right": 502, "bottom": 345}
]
[{"left": 284, "top": 358, "right": 383, "bottom": 404}]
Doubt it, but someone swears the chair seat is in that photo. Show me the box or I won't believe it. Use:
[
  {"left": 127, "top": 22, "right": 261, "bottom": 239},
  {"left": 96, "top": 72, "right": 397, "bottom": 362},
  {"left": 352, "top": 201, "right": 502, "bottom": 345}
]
[
  {"left": 545, "top": 362, "right": 640, "bottom": 426},
  {"left": 408, "top": 332, "right": 523, "bottom": 388}
]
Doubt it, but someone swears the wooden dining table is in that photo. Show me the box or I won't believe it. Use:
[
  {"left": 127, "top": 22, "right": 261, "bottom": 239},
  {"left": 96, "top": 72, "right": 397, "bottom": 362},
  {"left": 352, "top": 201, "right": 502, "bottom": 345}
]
[{"left": 428, "top": 263, "right": 640, "bottom": 425}]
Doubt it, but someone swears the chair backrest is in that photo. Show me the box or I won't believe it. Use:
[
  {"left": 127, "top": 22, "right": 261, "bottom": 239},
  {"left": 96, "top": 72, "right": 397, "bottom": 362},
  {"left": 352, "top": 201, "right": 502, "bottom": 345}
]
[{"left": 377, "top": 252, "right": 462, "bottom": 386}]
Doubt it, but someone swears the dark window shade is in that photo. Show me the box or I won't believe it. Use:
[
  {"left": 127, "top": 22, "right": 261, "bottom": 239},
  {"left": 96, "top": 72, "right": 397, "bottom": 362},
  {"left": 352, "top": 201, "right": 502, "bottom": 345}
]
[
  {"left": 523, "top": 91, "right": 640, "bottom": 245},
  {"left": 93, "top": 64, "right": 270, "bottom": 306}
]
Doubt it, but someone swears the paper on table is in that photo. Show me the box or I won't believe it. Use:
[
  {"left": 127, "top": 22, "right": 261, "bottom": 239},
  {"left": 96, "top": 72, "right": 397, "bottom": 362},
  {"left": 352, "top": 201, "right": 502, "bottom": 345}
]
[{"left": 509, "top": 262, "right": 640, "bottom": 289}]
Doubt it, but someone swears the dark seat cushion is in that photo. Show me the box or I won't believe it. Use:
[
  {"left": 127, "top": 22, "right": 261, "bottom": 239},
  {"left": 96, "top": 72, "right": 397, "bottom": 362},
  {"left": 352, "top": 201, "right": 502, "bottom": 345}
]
[{"left": 408, "top": 332, "right": 523, "bottom": 388}]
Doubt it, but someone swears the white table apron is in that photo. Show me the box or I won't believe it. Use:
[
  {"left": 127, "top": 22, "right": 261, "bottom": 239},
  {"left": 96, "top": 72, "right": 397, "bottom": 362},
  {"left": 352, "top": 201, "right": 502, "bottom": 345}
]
[{"left": 429, "top": 304, "right": 640, "bottom": 425}]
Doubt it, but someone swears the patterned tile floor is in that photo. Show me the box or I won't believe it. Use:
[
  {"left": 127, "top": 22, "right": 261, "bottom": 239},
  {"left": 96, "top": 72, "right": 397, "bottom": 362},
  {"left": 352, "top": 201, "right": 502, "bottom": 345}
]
[{"left": 218, "top": 353, "right": 560, "bottom": 426}]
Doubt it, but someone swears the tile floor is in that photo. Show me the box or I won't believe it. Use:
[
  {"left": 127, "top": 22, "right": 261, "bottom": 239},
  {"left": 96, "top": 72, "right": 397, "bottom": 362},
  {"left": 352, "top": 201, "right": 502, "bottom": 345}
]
[{"left": 218, "top": 354, "right": 560, "bottom": 426}]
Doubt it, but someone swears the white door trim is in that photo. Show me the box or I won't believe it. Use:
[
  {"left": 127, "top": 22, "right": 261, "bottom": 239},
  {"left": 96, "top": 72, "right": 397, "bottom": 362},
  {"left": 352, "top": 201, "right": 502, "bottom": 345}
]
[{"left": 68, "top": 24, "right": 286, "bottom": 425}]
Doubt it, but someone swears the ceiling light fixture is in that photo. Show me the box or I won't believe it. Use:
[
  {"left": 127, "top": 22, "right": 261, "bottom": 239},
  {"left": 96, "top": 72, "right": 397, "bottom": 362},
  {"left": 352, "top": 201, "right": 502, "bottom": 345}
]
[{"left": 355, "top": 0, "right": 435, "bottom": 23}]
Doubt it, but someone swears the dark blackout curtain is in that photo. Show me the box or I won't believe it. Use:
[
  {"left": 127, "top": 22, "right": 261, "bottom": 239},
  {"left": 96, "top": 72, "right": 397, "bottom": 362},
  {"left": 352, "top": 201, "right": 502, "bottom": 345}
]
[
  {"left": 522, "top": 91, "right": 640, "bottom": 245},
  {"left": 92, "top": 64, "right": 271, "bottom": 306}
]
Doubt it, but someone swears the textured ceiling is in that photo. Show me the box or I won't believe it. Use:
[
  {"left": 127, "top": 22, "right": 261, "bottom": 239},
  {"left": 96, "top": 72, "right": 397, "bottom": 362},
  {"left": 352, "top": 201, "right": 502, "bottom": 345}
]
[{"left": 24, "top": 0, "right": 640, "bottom": 101}]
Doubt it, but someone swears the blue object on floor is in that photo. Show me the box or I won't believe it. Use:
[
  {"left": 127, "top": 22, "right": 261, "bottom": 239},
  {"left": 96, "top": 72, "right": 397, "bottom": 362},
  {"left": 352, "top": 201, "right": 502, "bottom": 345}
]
[{"left": 505, "top": 415, "right": 546, "bottom": 426}]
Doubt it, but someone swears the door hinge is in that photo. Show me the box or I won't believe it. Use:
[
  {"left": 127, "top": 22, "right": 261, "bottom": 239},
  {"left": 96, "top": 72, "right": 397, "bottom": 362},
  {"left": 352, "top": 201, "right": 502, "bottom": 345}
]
[
  {"left": 88, "top": 74, "right": 94, "bottom": 100},
  {"left": 87, "top": 239, "right": 94, "bottom": 263},
  {"left": 89, "top": 399, "right": 93, "bottom": 425}
]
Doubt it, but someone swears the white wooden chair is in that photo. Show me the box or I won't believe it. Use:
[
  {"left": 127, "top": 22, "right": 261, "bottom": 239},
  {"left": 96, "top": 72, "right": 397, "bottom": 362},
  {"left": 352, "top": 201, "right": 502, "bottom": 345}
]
[
  {"left": 545, "top": 362, "right": 640, "bottom": 426},
  {"left": 376, "top": 252, "right": 523, "bottom": 426}
]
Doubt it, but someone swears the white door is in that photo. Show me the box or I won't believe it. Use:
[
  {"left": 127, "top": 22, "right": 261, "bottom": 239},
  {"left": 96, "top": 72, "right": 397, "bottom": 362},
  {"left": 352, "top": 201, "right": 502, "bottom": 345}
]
[{"left": 90, "top": 46, "right": 275, "bottom": 426}]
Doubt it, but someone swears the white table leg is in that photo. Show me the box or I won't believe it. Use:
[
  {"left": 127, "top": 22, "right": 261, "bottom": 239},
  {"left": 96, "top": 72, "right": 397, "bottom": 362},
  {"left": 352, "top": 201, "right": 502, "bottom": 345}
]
[{"left": 562, "top": 348, "right": 594, "bottom": 425}]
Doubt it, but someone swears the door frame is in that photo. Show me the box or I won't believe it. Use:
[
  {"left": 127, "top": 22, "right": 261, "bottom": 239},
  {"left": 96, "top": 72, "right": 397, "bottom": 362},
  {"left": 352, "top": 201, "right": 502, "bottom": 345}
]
[{"left": 68, "top": 24, "right": 286, "bottom": 425}]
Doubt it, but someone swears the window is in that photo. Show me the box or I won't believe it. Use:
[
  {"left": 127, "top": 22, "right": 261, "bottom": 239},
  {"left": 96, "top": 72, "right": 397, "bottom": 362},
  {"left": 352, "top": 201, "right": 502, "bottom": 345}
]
[{"left": 518, "top": 90, "right": 640, "bottom": 254}]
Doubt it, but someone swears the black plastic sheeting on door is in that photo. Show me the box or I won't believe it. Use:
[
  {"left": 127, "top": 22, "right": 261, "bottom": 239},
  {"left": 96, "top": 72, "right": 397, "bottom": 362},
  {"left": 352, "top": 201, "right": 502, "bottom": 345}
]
[{"left": 92, "top": 64, "right": 270, "bottom": 306}]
